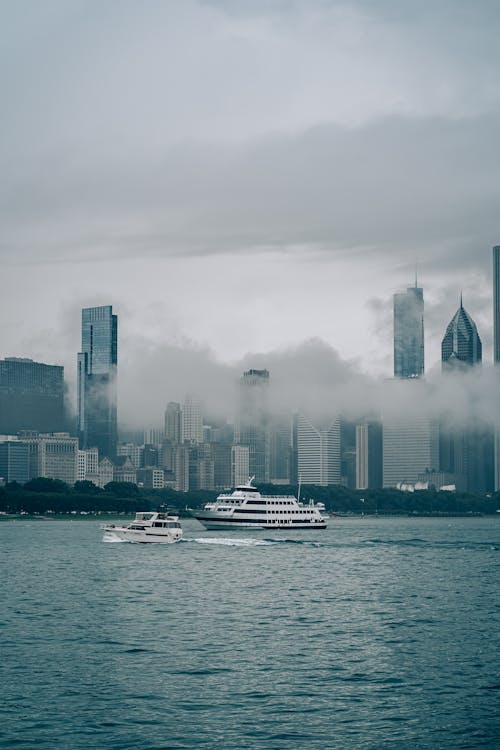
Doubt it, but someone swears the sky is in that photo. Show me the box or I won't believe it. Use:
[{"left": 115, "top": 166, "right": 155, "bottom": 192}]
[{"left": 1, "top": 0, "right": 499, "bottom": 426}]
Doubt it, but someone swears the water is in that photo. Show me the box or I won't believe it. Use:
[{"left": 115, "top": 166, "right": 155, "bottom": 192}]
[{"left": 1, "top": 516, "right": 499, "bottom": 749}]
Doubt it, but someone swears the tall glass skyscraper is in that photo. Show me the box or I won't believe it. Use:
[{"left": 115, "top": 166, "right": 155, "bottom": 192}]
[
  {"left": 77, "top": 306, "right": 118, "bottom": 458},
  {"left": 494, "top": 246, "right": 500, "bottom": 363},
  {"left": 441, "top": 298, "right": 482, "bottom": 368},
  {"left": 393, "top": 284, "right": 424, "bottom": 378},
  {"left": 234, "top": 369, "right": 270, "bottom": 482}
]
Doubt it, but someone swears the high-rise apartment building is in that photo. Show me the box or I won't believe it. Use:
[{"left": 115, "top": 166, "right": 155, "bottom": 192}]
[
  {"left": 0, "top": 358, "right": 64, "bottom": 434},
  {"left": 234, "top": 369, "right": 270, "bottom": 482},
  {"left": 231, "top": 444, "right": 250, "bottom": 487},
  {"left": 164, "top": 402, "right": 182, "bottom": 444},
  {"left": 393, "top": 284, "right": 424, "bottom": 378},
  {"left": 296, "top": 415, "right": 341, "bottom": 486},
  {"left": 77, "top": 306, "right": 118, "bottom": 458},
  {"left": 181, "top": 394, "right": 203, "bottom": 444},
  {"left": 442, "top": 299, "right": 482, "bottom": 368}
]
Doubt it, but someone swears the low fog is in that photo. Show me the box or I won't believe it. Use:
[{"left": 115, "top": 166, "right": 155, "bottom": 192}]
[{"left": 112, "top": 336, "right": 500, "bottom": 432}]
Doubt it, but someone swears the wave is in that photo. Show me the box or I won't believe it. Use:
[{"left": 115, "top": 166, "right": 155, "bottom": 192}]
[{"left": 182, "top": 537, "right": 276, "bottom": 547}]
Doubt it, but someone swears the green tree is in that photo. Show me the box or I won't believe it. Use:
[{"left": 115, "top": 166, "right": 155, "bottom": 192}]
[{"left": 24, "top": 477, "right": 69, "bottom": 493}]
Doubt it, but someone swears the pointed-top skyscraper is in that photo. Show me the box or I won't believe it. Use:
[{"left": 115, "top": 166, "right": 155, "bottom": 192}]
[
  {"left": 441, "top": 297, "right": 482, "bottom": 368},
  {"left": 77, "top": 305, "right": 118, "bottom": 458},
  {"left": 393, "top": 278, "right": 424, "bottom": 378}
]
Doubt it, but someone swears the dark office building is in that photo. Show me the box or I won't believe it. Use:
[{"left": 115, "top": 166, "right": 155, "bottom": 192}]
[
  {"left": 77, "top": 306, "right": 118, "bottom": 459},
  {"left": 0, "top": 358, "right": 64, "bottom": 434}
]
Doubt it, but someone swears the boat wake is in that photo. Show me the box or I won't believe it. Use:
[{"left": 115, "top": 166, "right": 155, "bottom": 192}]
[
  {"left": 183, "top": 537, "right": 276, "bottom": 547},
  {"left": 102, "top": 533, "right": 127, "bottom": 543}
]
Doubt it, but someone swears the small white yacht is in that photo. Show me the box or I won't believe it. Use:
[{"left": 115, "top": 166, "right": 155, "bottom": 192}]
[
  {"left": 102, "top": 511, "right": 183, "bottom": 543},
  {"left": 193, "top": 478, "right": 327, "bottom": 530}
]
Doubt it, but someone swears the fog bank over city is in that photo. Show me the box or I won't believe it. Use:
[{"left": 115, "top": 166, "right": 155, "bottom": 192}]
[{"left": 116, "top": 335, "right": 500, "bottom": 430}]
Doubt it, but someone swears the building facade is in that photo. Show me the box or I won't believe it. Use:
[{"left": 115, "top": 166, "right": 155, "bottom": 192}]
[
  {"left": 296, "top": 415, "right": 341, "bottom": 486},
  {"left": 0, "top": 441, "right": 30, "bottom": 484},
  {"left": 383, "top": 417, "right": 439, "bottom": 488},
  {"left": 23, "top": 433, "right": 79, "bottom": 485},
  {"left": 231, "top": 445, "right": 250, "bottom": 487},
  {"left": 0, "top": 358, "right": 64, "bottom": 435},
  {"left": 77, "top": 305, "right": 118, "bottom": 459}
]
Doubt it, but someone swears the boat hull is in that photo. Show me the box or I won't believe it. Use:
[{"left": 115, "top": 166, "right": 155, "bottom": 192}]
[
  {"left": 192, "top": 513, "right": 327, "bottom": 530},
  {"left": 102, "top": 527, "right": 182, "bottom": 543}
]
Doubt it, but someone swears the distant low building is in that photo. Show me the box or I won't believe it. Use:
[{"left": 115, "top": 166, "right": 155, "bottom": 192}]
[
  {"left": 98, "top": 457, "right": 114, "bottom": 488},
  {"left": 114, "top": 455, "right": 137, "bottom": 484},
  {"left": 22, "top": 433, "right": 79, "bottom": 485},
  {"left": 137, "top": 467, "right": 165, "bottom": 489}
]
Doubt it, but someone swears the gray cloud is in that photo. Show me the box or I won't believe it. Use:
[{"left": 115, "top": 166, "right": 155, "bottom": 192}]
[{"left": 1, "top": 0, "right": 499, "bottom": 380}]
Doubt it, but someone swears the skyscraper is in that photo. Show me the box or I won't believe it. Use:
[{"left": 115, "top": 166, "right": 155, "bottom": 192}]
[
  {"left": 296, "top": 415, "right": 341, "bottom": 486},
  {"left": 441, "top": 298, "right": 482, "bottom": 368},
  {"left": 383, "top": 415, "right": 439, "bottom": 488},
  {"left": 0, "top": 358, "right": 65, "bottom": 434},
  {"left": 164, "top": 402, "right": 181, "bottom": 444},
  {"left": 355, "top": 421, "right": 383, "bottom": 489},
  {"left": 234, "top": 369, "right": 270, "bottom": 482},
  {"left": 493, "top": 246, "right": 500, "bottom": 363},
  {"left": 393, "top": 283, "right": 424, "bottom": 378},
  {"left": 181, "top": 394, "right": 203, "bottom": 444},
  {"left": 77, "top": 305, "right": 118, "bottom": 458},
  {"left": 493, "top": 247, "right": 500, "bottom": 490}
]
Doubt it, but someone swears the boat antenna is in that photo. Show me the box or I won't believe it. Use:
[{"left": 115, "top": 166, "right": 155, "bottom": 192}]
[{"left": 298, "top": 473, "right": 302, "bottom": 503}]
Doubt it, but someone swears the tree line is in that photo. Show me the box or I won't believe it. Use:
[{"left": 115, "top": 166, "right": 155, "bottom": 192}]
[{"left": 0, "top": 478, "right": 499, "bottom": 516}]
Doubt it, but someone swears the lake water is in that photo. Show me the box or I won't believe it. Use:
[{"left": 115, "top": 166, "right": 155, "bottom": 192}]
[{"left": 1, "top": 516, "right": 499, "bottom": 749}]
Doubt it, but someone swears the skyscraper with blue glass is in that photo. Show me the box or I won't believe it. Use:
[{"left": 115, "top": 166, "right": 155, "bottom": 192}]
[
  {"left": 393, "top": 283, "right": 424, "bottom": 378},
  {"left": 77, "top": 306, "right": 118, "bottom": 458}
]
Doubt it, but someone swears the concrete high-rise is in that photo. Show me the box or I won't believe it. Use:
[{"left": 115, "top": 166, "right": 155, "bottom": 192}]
[
  {"left": 383, "top": 415, "right": 439, "bottom": 488},
  {"left": 442, "top": 298, "right": 482, "bottom": 368},
  {"left": 296, "top": 415, "right": 341, "bottom": 486},
  {"left": 393, "top": 283, "right": 424, "bottom": 378},
  {"left": 234, "top": 369, "right": 270, "bottom": 482},
  {"left": 0, "top": 358, "right": 64, "bottom": 434},
  {"left": 77, "top": 306, "right": 118, "bottom": 459},
  {"left": 181, "top": 394, "right": 203, "bottom": 444},
  {"left": 164, "top": 402, "right": 181, "bottom": 444}
]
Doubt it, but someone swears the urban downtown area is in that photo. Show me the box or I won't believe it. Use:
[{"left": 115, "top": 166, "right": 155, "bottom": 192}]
[{"left": 1, "top": 248, "right": 500, "bottom": 519}]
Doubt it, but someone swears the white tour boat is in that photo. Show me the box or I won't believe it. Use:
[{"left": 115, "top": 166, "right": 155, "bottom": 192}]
[
  {"left": 102, "top": 511, "right": 183, "bottom": 543},
  {"left": 192, "top": 478, "right": 327, "bottom": 530}
]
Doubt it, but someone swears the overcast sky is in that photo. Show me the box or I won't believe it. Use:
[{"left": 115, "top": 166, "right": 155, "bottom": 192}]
[{"left": 1, "top": 0, "right": 499, "bottom": 424}]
